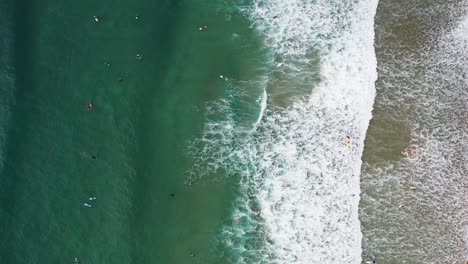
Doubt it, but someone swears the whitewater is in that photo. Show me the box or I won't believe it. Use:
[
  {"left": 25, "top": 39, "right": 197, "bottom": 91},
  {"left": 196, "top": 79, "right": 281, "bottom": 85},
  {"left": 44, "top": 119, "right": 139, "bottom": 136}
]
[{"left": 189, "top": 0, "right": 379, "bottom": 263}]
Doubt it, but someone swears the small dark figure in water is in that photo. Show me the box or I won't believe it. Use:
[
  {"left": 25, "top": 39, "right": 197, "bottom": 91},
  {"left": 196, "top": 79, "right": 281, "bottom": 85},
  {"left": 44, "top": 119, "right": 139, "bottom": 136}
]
[
  {"left": 169, "top": 193, "right": 175, "bottom": 197},
  {"left": 273, "top": 15, "right": 278, "bottom": 19},
  {"left": 118, "top": 78, "right": 124, "bottom": 83},
  {"left": 90, "top": 155, "right": 97, "bottom": 160}
]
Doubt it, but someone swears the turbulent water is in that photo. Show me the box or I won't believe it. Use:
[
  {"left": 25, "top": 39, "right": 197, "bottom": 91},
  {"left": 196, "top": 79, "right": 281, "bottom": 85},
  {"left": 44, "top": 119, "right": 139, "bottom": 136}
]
[
  {"left": 189, "top": 0, "right": 379, "bottom": 263},
  {"left": 360, "top": 1, "right": 468, "bottom": 263},
  {"left": 2, "top": 0, "right": 468, "bottom": 263}
]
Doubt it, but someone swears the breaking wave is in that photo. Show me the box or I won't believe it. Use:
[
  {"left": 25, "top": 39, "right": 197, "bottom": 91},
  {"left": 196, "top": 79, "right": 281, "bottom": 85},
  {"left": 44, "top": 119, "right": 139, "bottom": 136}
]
[{"left": 189, "top": 0, "right": 379, "bottom": 263}]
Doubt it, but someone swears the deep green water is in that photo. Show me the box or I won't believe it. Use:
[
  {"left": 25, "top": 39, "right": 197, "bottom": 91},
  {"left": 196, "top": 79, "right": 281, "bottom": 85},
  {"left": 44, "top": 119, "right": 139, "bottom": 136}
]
[{"left": 0, "top": 0, "right": 268, "bottom": 263}]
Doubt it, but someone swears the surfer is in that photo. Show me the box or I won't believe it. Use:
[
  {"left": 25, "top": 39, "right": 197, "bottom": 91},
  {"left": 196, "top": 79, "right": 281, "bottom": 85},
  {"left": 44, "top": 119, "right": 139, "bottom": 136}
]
[
  {"left": 87, "top": 103, "right": 93, "bottom": 110},
  {"left": 345, "top": 135, "right": 352, "bottom": 147}
]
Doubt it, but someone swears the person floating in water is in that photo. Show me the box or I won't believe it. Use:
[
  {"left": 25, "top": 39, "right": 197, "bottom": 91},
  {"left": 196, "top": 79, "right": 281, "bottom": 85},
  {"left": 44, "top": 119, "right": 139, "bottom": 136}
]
[
  {"left": 345, "top": 135, "right": 352, "bottom": 147},
  {"left": 89, "top": 197, "right": 97, "bottom": 201},
  {"left": 198, "top": 25, "right": 208, "bottom": 31},
  {"left": 403, "top": 138, "right": 417, "bottom": 159},
  {"left": 136, "top": 53, "right": 142, "bottom": 60},
  {"left": 83, "top": 203, "right": 92, "bottom": 208},
  {"left": 169, "top": 193, "right": 175, "bottom": 197},
  {"left": 87, "top": 103, "right": 93, "bottom": 110},
  {"left": 93, "top": 16, "right": 99, "bottom": 22},
  {"left": 90, "top": 155, "right": 96, "bottom": 160}
]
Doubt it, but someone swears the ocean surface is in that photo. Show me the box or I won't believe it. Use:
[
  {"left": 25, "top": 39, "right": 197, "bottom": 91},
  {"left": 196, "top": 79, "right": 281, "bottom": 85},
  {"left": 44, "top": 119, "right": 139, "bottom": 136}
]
[{"left": 0, "top": 0, "right": 467, "bottom": 263}]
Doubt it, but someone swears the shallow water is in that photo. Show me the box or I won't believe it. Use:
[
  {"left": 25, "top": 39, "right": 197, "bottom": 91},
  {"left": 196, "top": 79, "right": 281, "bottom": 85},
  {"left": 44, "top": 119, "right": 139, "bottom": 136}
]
[{"left": 360, "top": 0, "right": 468, "bottom": 263}]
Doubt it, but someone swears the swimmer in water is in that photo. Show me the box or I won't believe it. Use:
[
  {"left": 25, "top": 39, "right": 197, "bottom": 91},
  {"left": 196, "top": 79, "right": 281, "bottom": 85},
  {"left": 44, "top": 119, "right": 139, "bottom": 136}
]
[
  {"left": 87, "top": 103, "right": 93, "bottom": 110},
  {"left": 84, "top": 203, "right": 92, "bottom": 208},
  {"left": 93, "top": 16, "right": 99, "bottom": 22},
  {"left": 89, "top": 197, "right": 97, "bottom": 201},
  {"left": 345, "top": 135, "right": 352, "bottom": 146},
  {"left": 90, "top": 155, "right": 96, "bottom": 160},
  {"left": 136, "top": 53, "right": 142, "bottom": 60}
]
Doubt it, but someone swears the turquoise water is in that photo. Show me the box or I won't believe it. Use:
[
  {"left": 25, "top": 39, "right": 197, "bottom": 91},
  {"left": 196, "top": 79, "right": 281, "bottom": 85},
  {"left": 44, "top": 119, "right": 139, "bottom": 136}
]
[
  {"left": 5, "top": 0, "right": 467, "bottom": 263},
  {"left": 0, "top": 0, "right": 269, "bottom": 263}
]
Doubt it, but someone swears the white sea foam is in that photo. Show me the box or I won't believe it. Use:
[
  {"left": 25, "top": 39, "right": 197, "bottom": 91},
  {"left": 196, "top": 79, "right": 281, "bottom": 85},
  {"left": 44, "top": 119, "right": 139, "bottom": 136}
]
[
  {"left": 189, "top": 0, "right": 379, "bottom": 263},
  {"left": 255, "top": 88, "right": 267, "bottom": 125}
]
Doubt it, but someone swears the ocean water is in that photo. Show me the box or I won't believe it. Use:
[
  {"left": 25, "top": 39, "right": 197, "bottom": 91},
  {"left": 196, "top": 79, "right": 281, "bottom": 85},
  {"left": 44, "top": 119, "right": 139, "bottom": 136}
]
[
  {"left": 361, "top": 0, "right": 468, "bottom": 263},
  {"left": 1, "top": 0, "right": 468, "bottom": 263},
  {"left": 190, "top": 0, "right": 378, "bottom": 263},
  {"left": 0, "top": 0, "right": 245, "bottom": 263}
]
